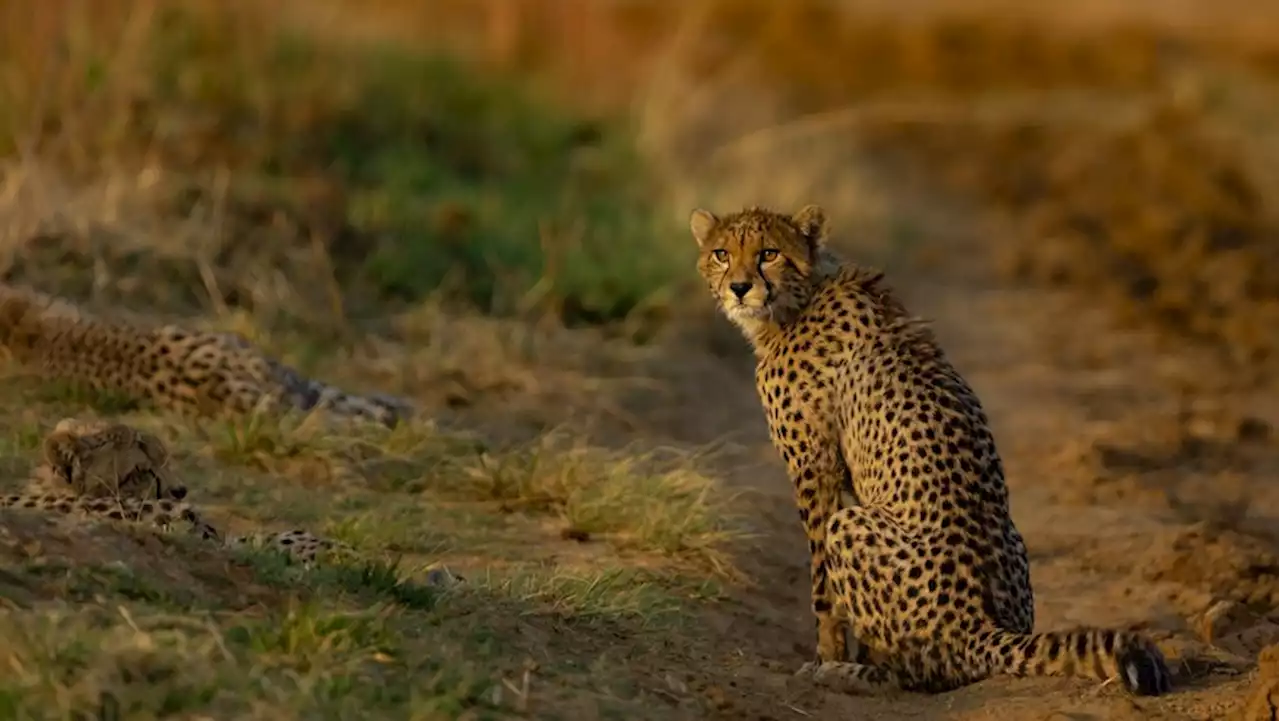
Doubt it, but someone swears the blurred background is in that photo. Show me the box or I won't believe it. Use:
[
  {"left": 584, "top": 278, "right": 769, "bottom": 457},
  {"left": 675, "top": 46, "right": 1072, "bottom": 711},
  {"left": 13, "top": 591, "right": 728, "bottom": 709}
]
[
  {"left": 0, "top": 2, "right": 1275, "bottom": 718},
  {"left": 1, "top": 0, "right": 1273, "bottom": 367}
]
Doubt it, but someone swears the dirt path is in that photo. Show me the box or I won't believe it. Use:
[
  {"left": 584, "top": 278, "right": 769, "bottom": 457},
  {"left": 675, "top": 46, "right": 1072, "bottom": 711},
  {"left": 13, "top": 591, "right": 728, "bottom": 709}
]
[{"left": 631, "top": 158, "right": 1277, "bottom": 719}]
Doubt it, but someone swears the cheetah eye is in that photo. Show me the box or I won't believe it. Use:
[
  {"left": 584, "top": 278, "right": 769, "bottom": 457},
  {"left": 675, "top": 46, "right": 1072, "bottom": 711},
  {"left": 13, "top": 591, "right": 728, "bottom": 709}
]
[
  {"left": 759, "top": 249, "right": 779, "bottom": 263},
  {"left": 711, "top": 249, "right": 729, "bottom": 263}
]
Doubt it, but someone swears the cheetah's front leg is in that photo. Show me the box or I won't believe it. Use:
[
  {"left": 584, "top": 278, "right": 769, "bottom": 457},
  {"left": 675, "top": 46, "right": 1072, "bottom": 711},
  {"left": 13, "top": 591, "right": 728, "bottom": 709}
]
[
  {"left": 795, "top": 660, "right": 902, "bottom": 695},
  {"left": 786, "top": 454, "right": 851, "bottom": 664},
  {"left": 788, "top": 506, "right": 909, "bottom": 696}
]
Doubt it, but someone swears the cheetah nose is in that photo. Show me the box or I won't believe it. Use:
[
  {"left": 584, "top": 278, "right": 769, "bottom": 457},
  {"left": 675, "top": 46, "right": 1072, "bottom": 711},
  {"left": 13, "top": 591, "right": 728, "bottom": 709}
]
[{"left": 729, "top": 282, "right": 752, "bottom": 300}]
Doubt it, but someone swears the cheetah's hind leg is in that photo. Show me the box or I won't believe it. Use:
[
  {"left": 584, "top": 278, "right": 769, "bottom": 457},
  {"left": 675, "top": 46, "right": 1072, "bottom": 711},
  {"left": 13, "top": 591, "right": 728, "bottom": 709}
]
[{"left": 795, "top": 660, "right": 902, "bottom": 695}]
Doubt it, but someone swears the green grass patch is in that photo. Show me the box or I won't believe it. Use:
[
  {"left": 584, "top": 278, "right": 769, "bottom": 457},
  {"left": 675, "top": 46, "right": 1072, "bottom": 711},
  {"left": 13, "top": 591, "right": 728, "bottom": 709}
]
[
  {"left": 0, "top": 539, "right": 708, "bottom": 719},
  {"left": 317, "top": 53, "right": 684, "bottom": 324},
  {"left": 235, "top": 552, "right": 444, "bottom": 612},
  {"left": 3, "top": 4, "right": 689, "bottom": 326},
  {"left": 0, "top": 602, "right": 504, "bottom": 720},
  {"left": 23, "top": 559, "right": 186, "bottom": 607},
  {"left": 185, "top": 417, "right": 741, "bottom": 576},
  {"left": 473, "top": 567, "right": 722, "bottom": 623},
  {"left": 440, "top": 435, "right": 740, "bottom": 565},
  {"left": 0, "top": 403, "right": 737, "bottom": 717}
]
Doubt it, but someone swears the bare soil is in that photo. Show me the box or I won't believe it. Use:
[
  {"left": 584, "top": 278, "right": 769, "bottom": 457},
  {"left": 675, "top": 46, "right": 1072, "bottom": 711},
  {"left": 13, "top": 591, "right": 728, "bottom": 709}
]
[{"left": 579, "top": 6, "right": 1279, "bottom": 718}]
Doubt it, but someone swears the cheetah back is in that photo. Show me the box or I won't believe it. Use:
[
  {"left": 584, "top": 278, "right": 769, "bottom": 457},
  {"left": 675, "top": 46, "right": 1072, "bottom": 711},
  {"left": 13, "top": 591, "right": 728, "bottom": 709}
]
[{"left": 758, "top": 267, "right": 1035, "bottom": 644}]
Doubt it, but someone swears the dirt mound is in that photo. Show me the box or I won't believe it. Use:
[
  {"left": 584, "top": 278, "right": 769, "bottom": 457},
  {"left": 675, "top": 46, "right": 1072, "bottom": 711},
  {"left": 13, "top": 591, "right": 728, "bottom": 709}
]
[
  {"left": 1237, "top": 643, "right": 1279, "bottom": 721},
  {"left": 863, "top": 104, "right": 1277, "bottom": 390},
  {"left": 0, "top": 510, "right": 279, "bottom": 609},
  {"left": 1040, "top": 407, "right": 1276, "bottom": 525},
  {"left": 1148, "top": 525, "right": 1279, "bottom": 611}
]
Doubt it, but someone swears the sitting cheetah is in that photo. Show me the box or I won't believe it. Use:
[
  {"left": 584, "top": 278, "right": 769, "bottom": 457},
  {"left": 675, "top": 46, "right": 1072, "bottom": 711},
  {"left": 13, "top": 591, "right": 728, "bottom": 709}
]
[
  {"left": 0, "top": 284, "right": 414, "bottom": 428},
  {"left": 689, "top": 204, "right": 1172, "bottom": 695},
  {"left": 3, "top": 418, "right": 347, "bottom": 564}
]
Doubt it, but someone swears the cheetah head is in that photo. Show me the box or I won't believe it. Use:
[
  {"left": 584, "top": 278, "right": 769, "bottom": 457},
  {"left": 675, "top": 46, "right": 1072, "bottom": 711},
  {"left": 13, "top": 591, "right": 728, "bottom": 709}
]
[
  {"left": 689, "top": 204, "right": 829, "bottom": 330},
  {"left": 43, "top": 421, "right": 187, "bottom": 501}
]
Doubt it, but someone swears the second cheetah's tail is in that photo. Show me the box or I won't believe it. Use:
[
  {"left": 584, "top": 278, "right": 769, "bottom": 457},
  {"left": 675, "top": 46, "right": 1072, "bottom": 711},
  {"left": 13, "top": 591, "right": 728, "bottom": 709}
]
[
  {"left": 970, "top": 626, "right": 1173, "bottom": 696},
  {"left": 267, "top": 358, "right": 415, "bottom": 429}
]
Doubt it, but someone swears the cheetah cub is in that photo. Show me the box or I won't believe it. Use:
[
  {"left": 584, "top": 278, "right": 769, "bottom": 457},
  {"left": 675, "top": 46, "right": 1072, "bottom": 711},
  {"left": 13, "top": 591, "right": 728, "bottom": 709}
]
[
  {"left": 40, "top": 418, "right": 185, "bottom": 500},
  {"left": 689, "top": 204, "right": 1171, "bottom": 696},
  {"left": 3, "top": 417, "right": 346, "bottom": 565}
]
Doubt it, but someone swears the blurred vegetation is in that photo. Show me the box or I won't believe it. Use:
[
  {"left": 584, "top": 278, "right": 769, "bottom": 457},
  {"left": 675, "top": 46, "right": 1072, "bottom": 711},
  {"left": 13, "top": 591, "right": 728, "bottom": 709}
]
[{"left": 0, "top": 1, "right": 686, "bottom": 328}]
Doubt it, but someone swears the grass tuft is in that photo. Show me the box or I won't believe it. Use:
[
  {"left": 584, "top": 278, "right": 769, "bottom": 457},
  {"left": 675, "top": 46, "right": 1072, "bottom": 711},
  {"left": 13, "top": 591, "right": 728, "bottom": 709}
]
[
  {"left": 0, "top": 603, "right": 504, "bottom": 719},
  {"left": 473, "top": 566, "right": 711, "bottom": 623},
  {"left": 351, "top": 427, "right": 744, "bottom": 574}
]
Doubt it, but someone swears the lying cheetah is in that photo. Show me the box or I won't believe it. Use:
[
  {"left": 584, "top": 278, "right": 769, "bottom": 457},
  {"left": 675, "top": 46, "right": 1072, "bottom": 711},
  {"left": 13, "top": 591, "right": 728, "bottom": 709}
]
[
  {"left": 41, "top": 417, "right": 185, "bottom": 500},
  {"left": 3, "top": 418, "right": 346, "bottom": 564},
  {"left": 0, "top": 284, "right": 414, "bottom": 428},
  {"left": 0, "top": 488, "right": 345, "bottom": 564},
  {"left": 689, "top": 204, "right": 1172, "bottom": 695}
]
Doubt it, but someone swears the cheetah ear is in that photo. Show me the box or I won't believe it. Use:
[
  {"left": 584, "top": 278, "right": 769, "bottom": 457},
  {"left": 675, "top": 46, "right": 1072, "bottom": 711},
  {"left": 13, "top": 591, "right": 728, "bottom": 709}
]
[
  {"left": 689, "top": 208, "right": 718, "bottom": 248},
  {"left": 41, "top": 431, "right": 74, "bottom": 467},
  {"left": 792, "top": 204, "right": 828, "bottom": 248}
]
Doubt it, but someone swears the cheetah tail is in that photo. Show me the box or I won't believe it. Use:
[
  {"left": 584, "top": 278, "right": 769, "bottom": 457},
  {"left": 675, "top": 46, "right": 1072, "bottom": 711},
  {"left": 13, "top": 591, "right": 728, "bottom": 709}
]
[{"left": 970, "top": 626, "right": 1173, "bottom": 696}]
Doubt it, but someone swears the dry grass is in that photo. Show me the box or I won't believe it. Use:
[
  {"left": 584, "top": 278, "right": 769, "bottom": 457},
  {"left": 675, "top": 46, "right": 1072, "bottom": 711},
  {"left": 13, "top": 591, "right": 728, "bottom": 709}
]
[
  {"left": 0, "top": 4, "right": 753, "bottom": 717},
  {"left": 0, "top": 377, "right": 740, "bottom": 718},
  {"left": 0, "top": 375, "right": 742, "bottom": 574},
  {"left": 0, "top": 0, "right": 1275, "bottom": 718},
  {"left": 0, "top": 0, "right": 689, "bottom": 328}
]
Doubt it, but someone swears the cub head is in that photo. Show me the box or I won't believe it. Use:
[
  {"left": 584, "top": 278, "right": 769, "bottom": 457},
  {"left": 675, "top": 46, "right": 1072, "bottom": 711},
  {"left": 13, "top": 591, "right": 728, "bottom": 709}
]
[
  {"left": 44, "top": 420, "right": 187, "bottom": 501},
  {"left": 689, "top": 204, "right": 829, "bottom": 329}
]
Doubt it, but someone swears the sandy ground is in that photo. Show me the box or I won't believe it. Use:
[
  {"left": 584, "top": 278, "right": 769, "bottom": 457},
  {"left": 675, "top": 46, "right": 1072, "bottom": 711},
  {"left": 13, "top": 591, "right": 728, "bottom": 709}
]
[
  {"left": 628, "top": 184, "right": 1277, "bottom": 719},
  {"left": 602, "top": 5, "right": 1279, "bottom": 710}
]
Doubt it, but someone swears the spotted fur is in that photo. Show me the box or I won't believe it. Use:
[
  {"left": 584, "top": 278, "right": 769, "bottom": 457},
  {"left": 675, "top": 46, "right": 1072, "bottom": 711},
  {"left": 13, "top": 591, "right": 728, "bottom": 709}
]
[
  {"left": 41, "top": 417, "right": 186, "bottom": 500},
  {"left": 4, "top": 419, "right": 346, "bottom": 564},
  {"left": 0, "top": 488, "right": 344, "bottom": 563},
  {"left": 689, "top": 204, "right": 1172, "bottom": 696},
  {"left": 0, "top": 284, "right": 413, "bottom": 428},
  {"left": 1, "top": 490, "right": 215, "bottom": 537}
]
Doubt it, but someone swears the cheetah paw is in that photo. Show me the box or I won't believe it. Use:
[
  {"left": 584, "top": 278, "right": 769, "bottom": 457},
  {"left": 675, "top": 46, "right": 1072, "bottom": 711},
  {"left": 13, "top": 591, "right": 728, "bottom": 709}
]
[
  {"left": 797, "top": 660, "right": 898, "bottom": 695},
  {"left": 794, "top": 661, "right": 845, "bottom": 686},
  {"left": 794, "top": 661, "right": 820, "bottom": 679}
]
